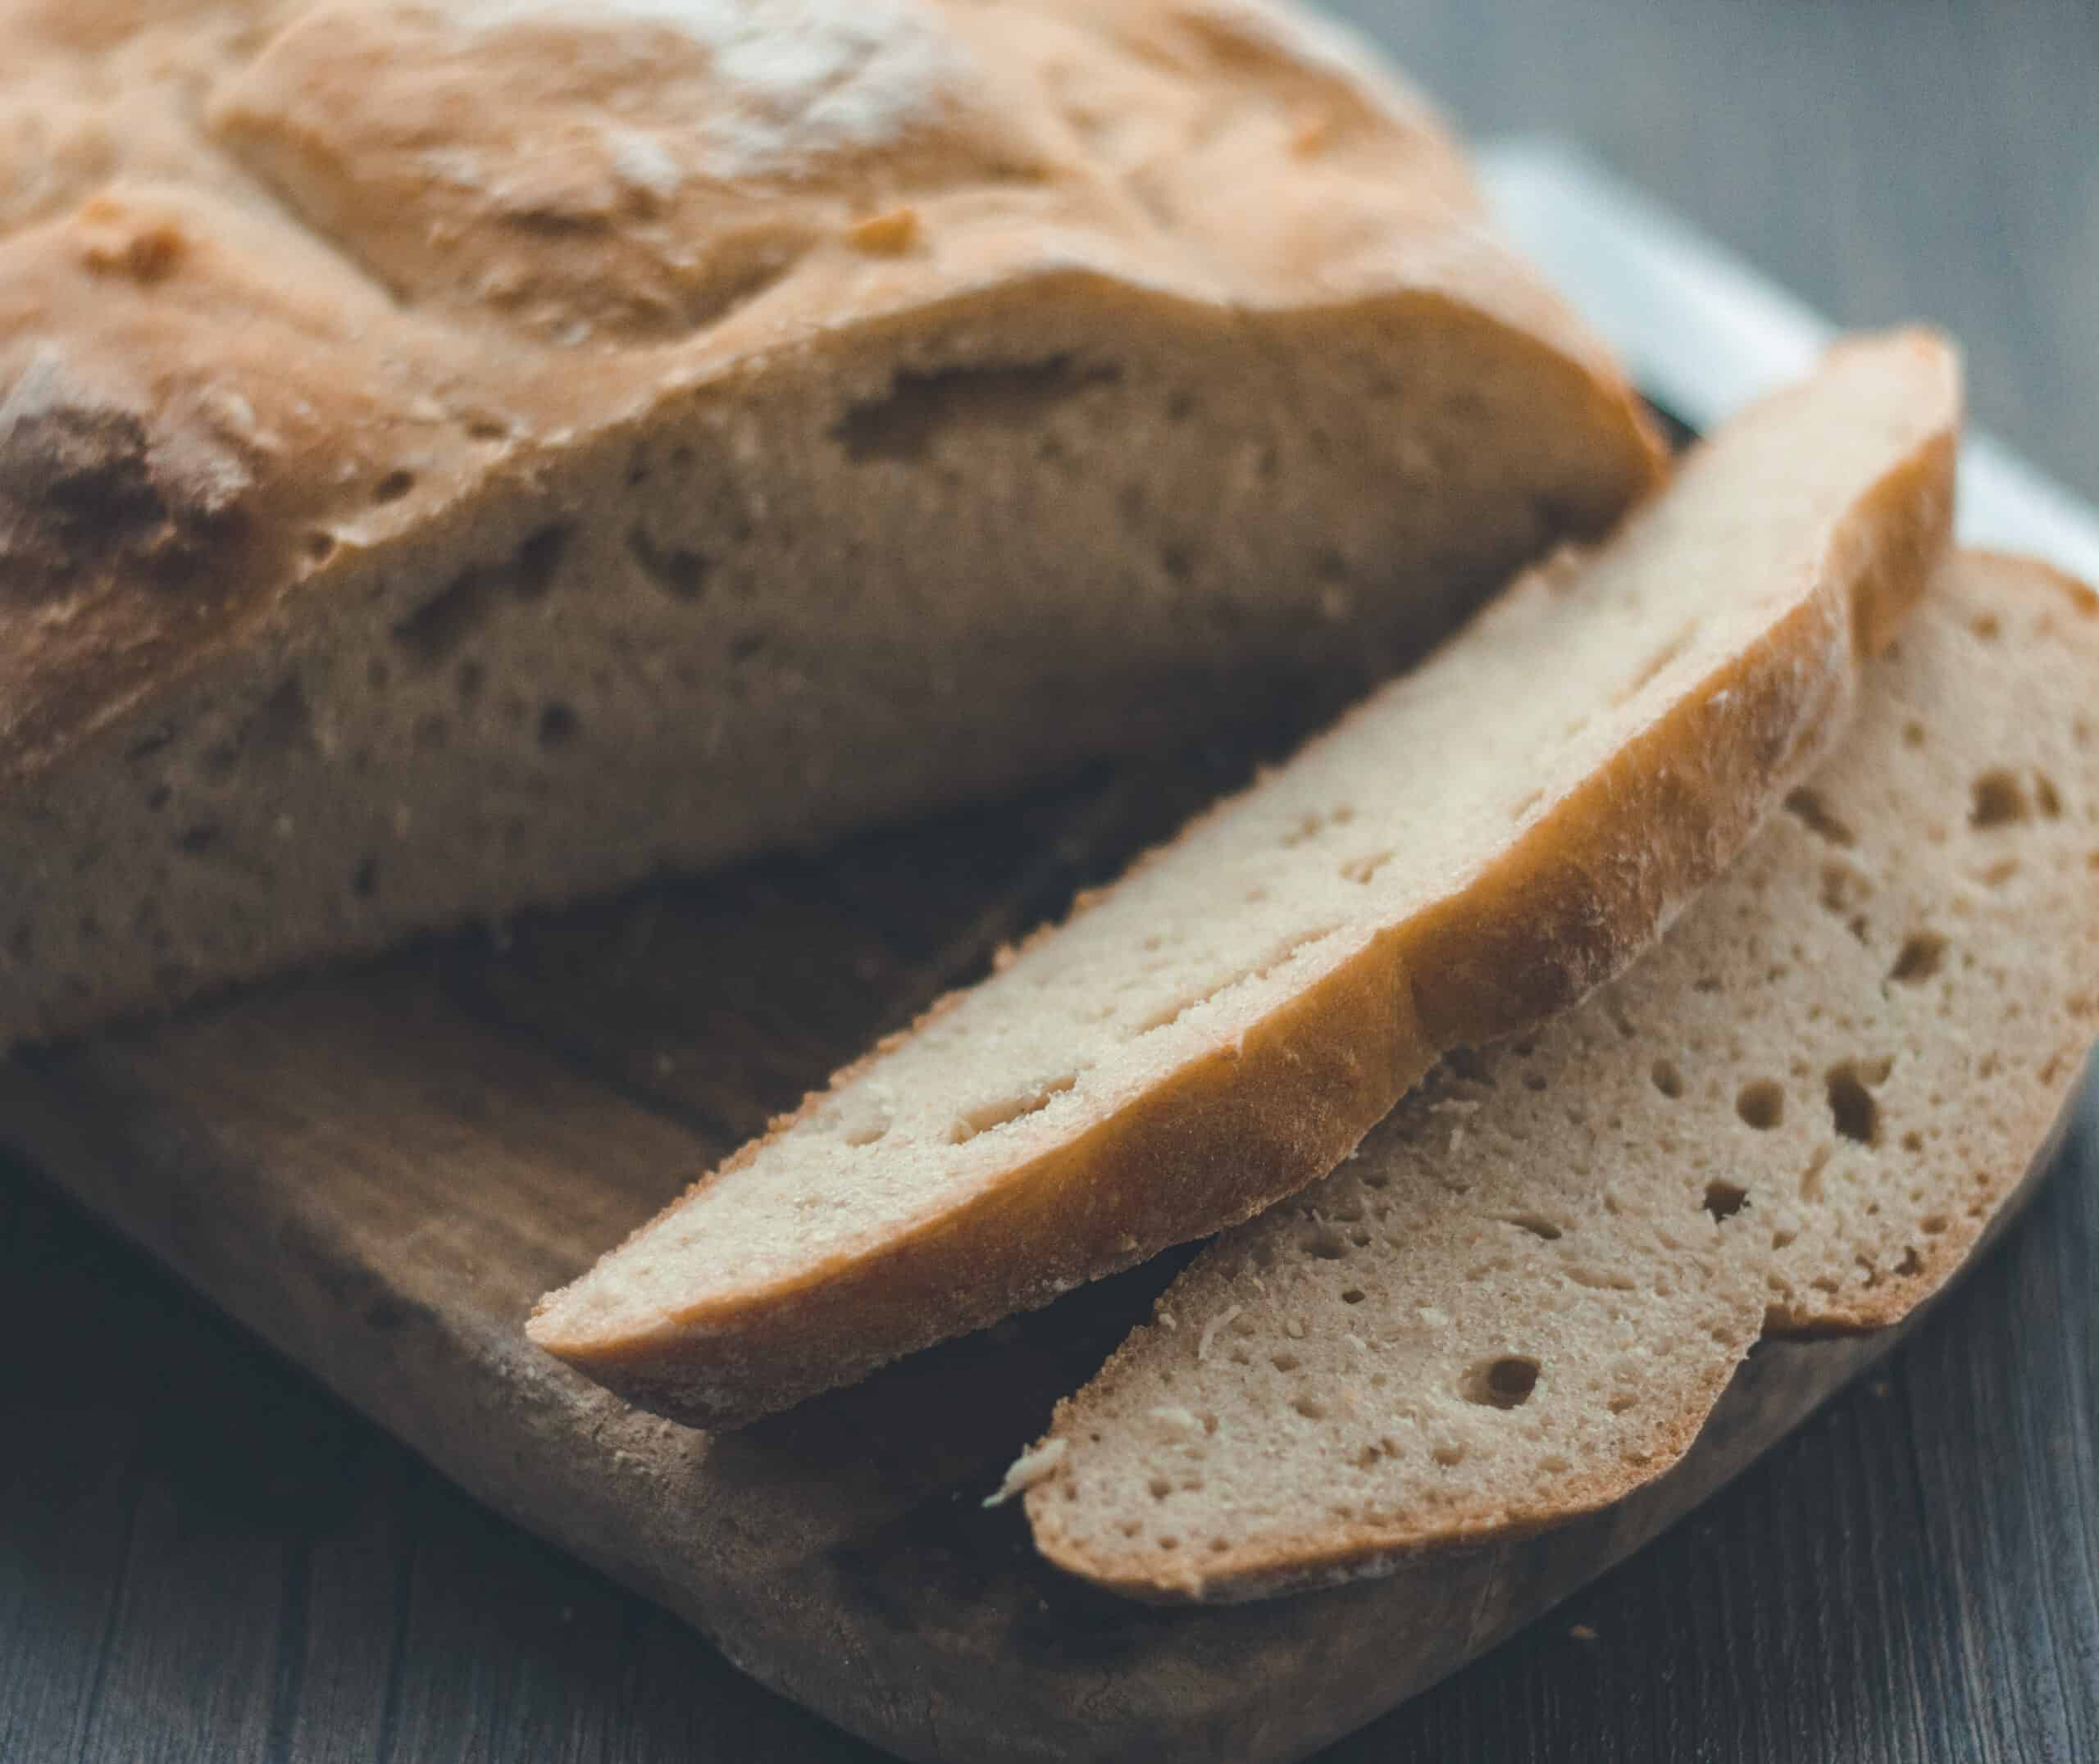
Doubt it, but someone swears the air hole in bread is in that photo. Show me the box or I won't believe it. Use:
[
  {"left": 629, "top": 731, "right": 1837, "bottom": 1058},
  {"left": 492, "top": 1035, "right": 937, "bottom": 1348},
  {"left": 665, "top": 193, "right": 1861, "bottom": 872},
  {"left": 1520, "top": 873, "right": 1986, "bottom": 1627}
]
[
  {"left": 394, "top": 571, "right": 494, "bottom": 670},
  {"left": 1302, "top": 1227, "right": 1346, "bottom": 1262},
  {"left": 1896, "top": 1246, "right": 1925, "bottom": 1277},
  {"left": 1651, "top": 1058, "right": 1686, "bottom": 1098},
  {"left": 1735, "top": 1081, "right": 1784, "bottom": 1130},
  {"left": 1971, "top": 769, "right": 2030, "bottom": 829},
  {"left": 626, "top": 524, "right": 712, "bottom": 599},
  {"left": 949, "top": 1073, "right": 1080, "bottom": 1144},
  {"left": 351, "top": 856, "right": 379, "bottom": 899},
  {"left": 1825, "top": 1062, "right": 1883, "bottom": 1145},
  {"left": 831, "top": 357, "right": 1122, "bottom": 463},
  {"left": 2035, "top": 774, "right": 2063, "bottom": 818},
  {"left": 840, "top": 1115, "right": 890, "bottom": 1149},
  {"left": 1819, "top": 860, "right": 1870, "bottom": 916},
  {"left": 175, "top": 821, "right": 221, "bottom": 856},
  {"left": 1523, "top": 1070, "right": 1549, "bottom": 1093},
  {"left": 1293, "top": 1396, "right": 1327, "bottom": 1421},
  {"left": 1497, "top": 1212, "right": 1563, "bottom": 1241},
  {"left": 1702, "top": 1180, "right": 1749, "bottom": 1221},
  {"left": 1131, "top": 973, "right": 1242, "bottom": 1035},
  {"left": 1462, "top": 1355, "right": 1541, "bottom": 1409},
  {"left": 1133, "top": 929, "right": 1337, "bottom": 1036},
  {"left": 536, "top": 703, "right": 581, "bottom": 750},
  {"left": 304, "top": 530, "right": 337, "bottom": 562},
  {"left": 1888, "top": 930, "right": 1947, "bottom": 984},
  {"left": 1148, "top": 1476, "right": 1172, "bottom": 1501},
  {"left": 1271, "top": 1353, "right": 1300, "bottom": 1373},
  {"left": 1340, "top": 1287, "right": 1366, "bottom": 1305},
  {"left": 1970, "top": 611, "right": 2001, "bottom": 641},
  {"left": 1612, "top": 621, "right": 1697, "bottom": 706},
  {"left": 1432, "top": 1443, "right": 1465, "bottom": 1467},
  {"left": 1340, "top": 851, "right": 1392, "bottom": 884},
  {"left": 372, "top": 468, "right": 416, "bottom": 504},
  {"left": 394, "top": 525, "right": 572, "bottom": 668},
  {"left": 1784, "top": 787, "right": 1854, "bottom": 846}
]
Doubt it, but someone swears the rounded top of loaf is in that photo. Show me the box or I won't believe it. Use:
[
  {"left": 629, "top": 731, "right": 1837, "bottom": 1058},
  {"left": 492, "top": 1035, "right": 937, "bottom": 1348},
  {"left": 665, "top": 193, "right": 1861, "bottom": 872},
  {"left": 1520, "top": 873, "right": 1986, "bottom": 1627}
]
[{"left": 0, "top": 0, "right": 1655, "bottom": 780}]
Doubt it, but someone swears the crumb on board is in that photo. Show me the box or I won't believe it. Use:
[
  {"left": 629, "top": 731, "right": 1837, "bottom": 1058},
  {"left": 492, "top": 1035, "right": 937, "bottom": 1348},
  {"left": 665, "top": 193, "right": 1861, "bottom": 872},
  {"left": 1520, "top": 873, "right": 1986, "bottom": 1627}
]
[
  {"left": 1197, "top": 1304, "right": 1243, "bottom": 1362},
  {"left": 983, "top": 1437, "right": 1068, "bottom": 1507}
]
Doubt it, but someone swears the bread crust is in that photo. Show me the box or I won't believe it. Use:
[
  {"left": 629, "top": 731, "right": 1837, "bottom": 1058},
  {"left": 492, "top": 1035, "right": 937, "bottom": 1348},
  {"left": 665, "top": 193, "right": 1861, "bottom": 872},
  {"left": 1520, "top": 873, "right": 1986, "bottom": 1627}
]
[
  {"left": 530, "top": 333, "right": 1959, "bottom": 1427},
  {"left": 0, "top": 0, "right": 1660, "bottom": 791}
]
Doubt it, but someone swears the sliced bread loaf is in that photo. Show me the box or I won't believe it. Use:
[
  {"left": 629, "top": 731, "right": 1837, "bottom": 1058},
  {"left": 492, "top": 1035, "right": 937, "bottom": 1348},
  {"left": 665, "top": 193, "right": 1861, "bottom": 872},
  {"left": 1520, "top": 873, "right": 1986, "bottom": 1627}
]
[
  {"left": 530, "top": 330, "right": 1960, "bottom": 1428},
  {"left": 1024, "top": 549, "right": 2099, "bottom": 1602},
  {"left": 0, "top": 0, "right": 1664, "bottom": 1051}
]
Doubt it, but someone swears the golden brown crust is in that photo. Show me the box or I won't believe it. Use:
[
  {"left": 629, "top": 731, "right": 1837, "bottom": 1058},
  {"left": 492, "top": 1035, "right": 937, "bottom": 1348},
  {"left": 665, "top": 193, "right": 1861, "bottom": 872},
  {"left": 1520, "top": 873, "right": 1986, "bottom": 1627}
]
[
  {"left": 530, "top": 334, "right": 1959, "bottom": 1427},
  {"left": 0, "top": 0, "right": 1661, "bottom": 789}
]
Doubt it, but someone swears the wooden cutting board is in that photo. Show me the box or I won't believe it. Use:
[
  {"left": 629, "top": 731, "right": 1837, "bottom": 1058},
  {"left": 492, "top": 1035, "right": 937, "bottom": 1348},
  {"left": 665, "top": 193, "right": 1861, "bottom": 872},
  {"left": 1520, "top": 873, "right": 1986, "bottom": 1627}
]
[{"left": 0, "top": 750, "right": 2079, "bottom": 1764}]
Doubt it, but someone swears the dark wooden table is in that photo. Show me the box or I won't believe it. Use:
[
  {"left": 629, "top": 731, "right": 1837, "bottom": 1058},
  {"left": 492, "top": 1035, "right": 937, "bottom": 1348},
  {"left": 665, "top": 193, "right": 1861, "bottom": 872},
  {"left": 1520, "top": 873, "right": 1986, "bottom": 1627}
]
[{"left": 7, "top": 2, "right": 2097, "bottom": 1759}]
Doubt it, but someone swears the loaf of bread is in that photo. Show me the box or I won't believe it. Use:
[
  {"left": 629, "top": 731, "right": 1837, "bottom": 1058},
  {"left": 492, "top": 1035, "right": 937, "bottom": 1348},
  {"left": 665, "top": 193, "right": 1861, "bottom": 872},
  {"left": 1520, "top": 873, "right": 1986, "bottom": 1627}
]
[
  {"left": 530, "top": 331, "right": 1959, "bottom": 1429},
  {"left": 1024, "top": 549, "right": 2099, "bottom": 1602},
  {"left": 0, "top": 0, "right": 1664, "bottom": 1050}
]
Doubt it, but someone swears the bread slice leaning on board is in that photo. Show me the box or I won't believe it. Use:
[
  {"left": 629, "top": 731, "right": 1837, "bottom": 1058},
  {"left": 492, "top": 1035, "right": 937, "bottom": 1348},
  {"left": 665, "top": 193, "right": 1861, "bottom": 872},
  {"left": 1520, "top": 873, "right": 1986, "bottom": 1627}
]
[
  {"left": 0, "top": 0, "right": 1665, "bottom": 1052},
  {"left": 531, "top": 330, "right": 1960, "bottom": 1429},
  {"left": 1024, "top": 549, "right": 2099, "bottom": 1602}
]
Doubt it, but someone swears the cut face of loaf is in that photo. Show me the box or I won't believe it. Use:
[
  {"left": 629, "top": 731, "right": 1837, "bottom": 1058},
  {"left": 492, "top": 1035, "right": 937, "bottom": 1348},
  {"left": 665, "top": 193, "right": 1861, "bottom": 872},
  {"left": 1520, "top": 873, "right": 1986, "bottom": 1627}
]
[
  {"left": 530, "top": 330, "right": 1960, "bottom": 1429},
  {"left": 1026, "top": 551, "right": 2099, "bottom": 1603},
  {"left": 0, "top": 0, "right": 1665, "bottom": 1051}
]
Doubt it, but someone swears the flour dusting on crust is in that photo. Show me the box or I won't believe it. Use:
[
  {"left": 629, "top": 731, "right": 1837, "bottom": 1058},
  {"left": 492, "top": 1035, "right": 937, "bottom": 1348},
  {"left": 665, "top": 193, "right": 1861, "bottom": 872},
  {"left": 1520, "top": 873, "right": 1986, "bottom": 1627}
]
[{"left": 458, "top": 0, "right": 971, "bottom": 176}]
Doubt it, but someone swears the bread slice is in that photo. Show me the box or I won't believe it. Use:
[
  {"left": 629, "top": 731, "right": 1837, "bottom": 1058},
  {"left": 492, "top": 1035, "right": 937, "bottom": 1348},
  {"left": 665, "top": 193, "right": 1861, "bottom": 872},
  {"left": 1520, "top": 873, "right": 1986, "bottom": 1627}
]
[
  {"left": 1024, "top": 549, "right": 2099, "bottom": 1603},
  {"left": 530, "top": 330, "right": 1960, "bottom": 1428},
  {"left": 0, "top": 0, "right": 1665, "bottom": 1052}
]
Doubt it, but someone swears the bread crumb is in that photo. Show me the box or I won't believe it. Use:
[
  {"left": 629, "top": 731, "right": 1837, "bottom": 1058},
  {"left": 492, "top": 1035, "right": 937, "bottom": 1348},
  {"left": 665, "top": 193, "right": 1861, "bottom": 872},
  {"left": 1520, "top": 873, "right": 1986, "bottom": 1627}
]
[
  {"left": 1156, "top": 1310, "right": 1177, "bottom": 1331},
  {"left": 1149, "top": 1405, "right": 1200, "bottom": 1434},
  {"left": 983, "top": 1436, "right": 1067, "bottom": 1507},
  {"left": 1569, "top": 1623, "right": 1598, "bottom": 1643},
  {"left": 1197, "top": 1305, "right": 1242, "bottom": 1362}
]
